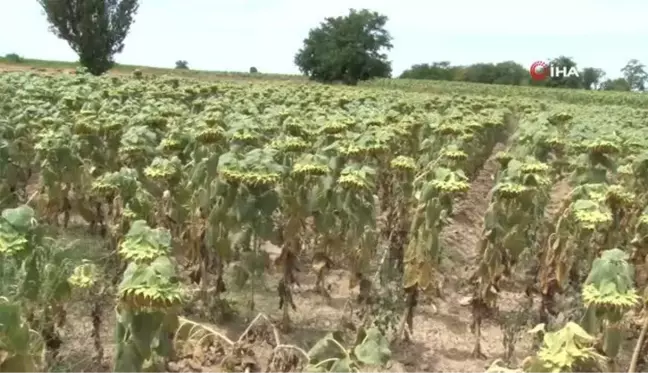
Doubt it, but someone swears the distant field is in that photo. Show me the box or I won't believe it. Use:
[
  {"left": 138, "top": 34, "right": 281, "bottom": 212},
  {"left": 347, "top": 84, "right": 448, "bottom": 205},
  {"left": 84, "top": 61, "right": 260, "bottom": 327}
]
[
  {"left": 363, "top": 78, "right": 648, "bottom": 108},
  {"left": 0, "top": 56, "right": 306, "bottom": 81},
  {"left": 3, "top": 56, "right": 648, "bottom": 108}
]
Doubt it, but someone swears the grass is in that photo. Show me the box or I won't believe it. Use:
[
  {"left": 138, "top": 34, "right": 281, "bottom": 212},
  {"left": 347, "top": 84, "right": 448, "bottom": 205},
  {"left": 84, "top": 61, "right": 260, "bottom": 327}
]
[{"left": 0, "top": 56, "right": 306, "bottom": 82}]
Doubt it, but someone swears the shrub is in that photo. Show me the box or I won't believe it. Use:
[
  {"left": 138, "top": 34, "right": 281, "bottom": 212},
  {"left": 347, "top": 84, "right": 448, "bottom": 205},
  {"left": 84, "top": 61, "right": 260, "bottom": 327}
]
[
  {"left": 175, "top": 60, "right": 189, "bottom": 69},
  {"left": 3, "top": 53, "right": 24, "bottom": 63}
]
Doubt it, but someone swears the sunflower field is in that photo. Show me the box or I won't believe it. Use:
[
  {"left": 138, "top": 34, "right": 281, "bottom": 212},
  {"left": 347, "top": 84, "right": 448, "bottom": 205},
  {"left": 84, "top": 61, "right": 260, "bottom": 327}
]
[{"left": 1, "top": 67, "right": 648, "bottom": 372}]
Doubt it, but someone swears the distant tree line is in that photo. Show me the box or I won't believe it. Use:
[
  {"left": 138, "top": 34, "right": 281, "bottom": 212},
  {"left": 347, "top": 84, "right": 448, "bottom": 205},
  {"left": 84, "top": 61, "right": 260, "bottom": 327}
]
[{"left": 399, "top": 57, "right": 647, "bottom": 92}]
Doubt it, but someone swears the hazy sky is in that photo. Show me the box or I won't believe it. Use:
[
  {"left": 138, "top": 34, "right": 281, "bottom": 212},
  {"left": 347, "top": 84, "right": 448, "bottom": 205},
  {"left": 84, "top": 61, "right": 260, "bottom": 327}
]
[{"left": 1, "top": 0, "right": 647, "bottom": 78}]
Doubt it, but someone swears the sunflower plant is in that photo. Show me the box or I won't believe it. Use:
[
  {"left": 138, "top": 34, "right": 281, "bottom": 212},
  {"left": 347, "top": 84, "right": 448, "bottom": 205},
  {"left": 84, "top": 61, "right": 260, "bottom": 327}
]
[{"left": 114, "top": 220, "right": 183, "bottom": 372}]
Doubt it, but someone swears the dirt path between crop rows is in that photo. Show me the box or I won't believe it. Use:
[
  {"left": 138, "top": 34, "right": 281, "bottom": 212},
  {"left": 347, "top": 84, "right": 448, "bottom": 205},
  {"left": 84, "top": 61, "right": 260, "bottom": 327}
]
[{"left": 387, "top": 142, "right": 532, "bottom": 372}]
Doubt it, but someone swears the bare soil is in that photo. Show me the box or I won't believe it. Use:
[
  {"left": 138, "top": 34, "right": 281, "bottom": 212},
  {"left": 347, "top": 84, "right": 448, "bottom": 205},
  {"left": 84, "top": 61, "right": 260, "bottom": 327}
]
[
  {"left": 0, "top": 63, "right": 134, "bottom": 77},
  {"left": 0, "top": 63, "right": 79, "bottom": 75}
]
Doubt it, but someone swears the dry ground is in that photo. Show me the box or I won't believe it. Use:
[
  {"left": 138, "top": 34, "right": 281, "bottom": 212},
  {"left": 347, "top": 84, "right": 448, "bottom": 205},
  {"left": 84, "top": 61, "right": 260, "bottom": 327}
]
[
  {"left": 0, "top": 63, "right": 77, "bottom": 74},
  {"left": 0, "top": 61, "right": 304, "bottom": 82}
]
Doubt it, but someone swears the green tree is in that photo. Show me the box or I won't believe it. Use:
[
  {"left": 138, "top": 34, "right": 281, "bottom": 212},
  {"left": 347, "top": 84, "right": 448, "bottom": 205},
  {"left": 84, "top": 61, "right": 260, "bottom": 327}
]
[
  {"left": 37, "top": 0, "right": 140, "bottom": 76},
  {"left": 462, "top": 63, "right": 498, "bottom": 84},
  {"left": 294, "top": 8, "right": 393, "bottom": 85},
  {"left": 580, "top": 67, "right": 605, "bottom": 90},
  {"left": 398, "top": 63, "right": 430, "bottom": 79},
  {"left": 491, "top": 61, "right": 527, "bottom": 85},
  {"left": 542, "top": 56, "right": 582, "bottom": 89},
  {"left": 175, "top": 60, "right": 189, "bottom": 69},
  {"left": 3, "top": 53, "right": 24, "bottom": 64},
  {"left": 399, "top": 62, "right": 457, "bottom": 81},
  {"left": 400, "top": 60, "right": 526, "bottom": 86},
  {"left": 461, "top": 61, "right": 527, "bottom": 85},
  {"left": 600, "top": 78, "right": 631, "bottom": 91},
  {"left": 621, "top": 59, "right": 647, "bottom": 91}
]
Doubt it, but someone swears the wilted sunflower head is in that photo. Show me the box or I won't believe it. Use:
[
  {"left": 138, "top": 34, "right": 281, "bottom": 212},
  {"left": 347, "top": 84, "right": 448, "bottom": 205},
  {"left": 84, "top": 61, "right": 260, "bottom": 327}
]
[
  {"left": 544, "top": 136, "right": 565, "bottom": 150},
  {"left": 143, "top": 166, "right": 172, "bottom": 180},
  {"left": 586, "top": 140, "right": 619, "bottom": 155},
  {"left": 573, "top": 208, "right": 612, "bottom": 231},
  {"left": 435, "top": 123, "right": 464, "bottom": 136},
  {"left": 582, "top": 283, "right": 639, "bottom": 312},
  {"left": 483, "top": 116, "right": 504, "bottom": 128},
  {"left": 220, "top": 168, "right": 244, "bottom": 184},
  {"left": 271, "top": 137, "right": 310, "bottom": 153},
  {"left": 284, "top": 119, "right": 305, "bottom": 133},
  {"left": 321, "top": 121, "right": 348, "bottom": 135},
  {"left": 239, "top": 171, "right": 281, "bottom": 188},
  {"left": 118, "top": 145, "right": 143, "bottom": 159},
  {"left": 68, "top": 262, "right": 98, "bottom": 289},
  {"left": 118, "top": 220, "right": 172, "bottom": 263},
  {"left": 494, "top": 182, "right": 529, "bottom": 200},
  {"left": 617, "top": 164, "right": 633, "bottom": 176},
  {"left": 390, "top": 155, "right": 416, "bottom": 171},
  {"left": 442, "top": 148, "right": 468, "bottom": 161},
  {"left": 118, "top": 257, "right": 184, "bottom": 311},
  {"left": 364, "top": 143, "right": 389, "bottom": 156},
  {"left": 292, "top": 163, "right": 329, "bottom": 177},
  {"left": 196, "top": 127, "right": 225, "bottom": 144},
  {"left": 91, "top": 181, "right": 119, "bottom": 197},
  {"left": 523, "top": 173, "right": 550, "bottom": 187},
  {"left": 338, "top": 171, "right": 367, "bottom": 190},
  {"left": 72, "top": 120, "right": 96, "bottom": 135},
  {"left": 0, "top": 225, "right": 28, "bottom": 256},
  {"left": 495, "top": 152, "right": 513, "bottom": 168},
  {"left": 604, "top": 185, "right": 634, "bottom": 207},
  {"left": 0, "top": 205, "right": 35, "bottom": 256},
  {"left": 122, "top": 208, "right": 137, "bottom": 220},
  {"left": 160, "top": 137, "right": 183, "bottom": 152},
  {"left": 431, "top": 179, "right": 469, "bottom": 194},
  {"left": 521, "top": 162, "right": 549, "bottom": 174},
  {"left": 547, "top": 112, "right": 572, "bottom": 125},
  {"left": 631, "top": 214, "right": 648, "bottom": 248},
  {"left": 339, "top": 145, "right": 364, "bottom": 157},
  {"left": 582, "top": 248, "right": 639, "bottom": 311},
  {"left": 231, "top": 130, "right": 258, "bottom": 143}
]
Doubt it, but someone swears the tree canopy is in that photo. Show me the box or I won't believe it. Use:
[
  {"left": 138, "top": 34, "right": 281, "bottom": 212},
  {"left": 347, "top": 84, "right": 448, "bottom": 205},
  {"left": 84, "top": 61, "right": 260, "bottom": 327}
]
[
  {"left": 399, "top": 57, "right": 644, "bottom": 92},
  {"left": 540, "top": 56, "right": 582, "bottom": 89},
  {"left": 38, "top": 0, "right": 140, "bottom": 75},
  {"left": 621, "top": 59, "right": 648, "bottom": 91},
  {"left": 294, "top": 9, "right": 393, "bottom": 85}
]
